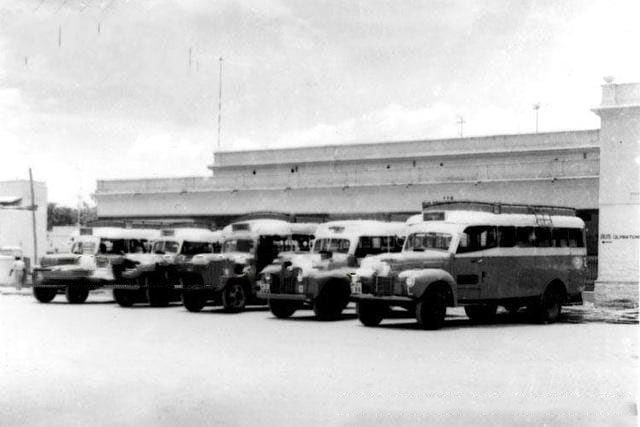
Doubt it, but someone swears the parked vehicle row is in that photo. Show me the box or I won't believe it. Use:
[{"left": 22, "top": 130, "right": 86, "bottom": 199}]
[
  {"left": 31, "top": 200, "right": 588, "bottom": 329},
  {"left": 258, "top": 220, "right": 406, "bottom": 320}
]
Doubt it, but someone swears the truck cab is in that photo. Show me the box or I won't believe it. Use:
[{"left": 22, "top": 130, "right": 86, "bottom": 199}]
[
  {"left": 257, "top": 220, "right": 405, "bottom": 320},
  {"left": 181, "top": 219, "right": 317, "bottom": 313},
  {"left": 33, "top": 227, "right": 160, "bottom": 304},
  {"left": 109, "top": 228, "right": 224, "bottom": 307}
]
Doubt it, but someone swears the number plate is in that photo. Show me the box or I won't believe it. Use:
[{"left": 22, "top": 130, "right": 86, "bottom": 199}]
[
  {"left": 259, "top": 281, "right": 270, "bottom": 294},
  {"left": 351, "top": 282, "right": 362, "bottom": 295}
]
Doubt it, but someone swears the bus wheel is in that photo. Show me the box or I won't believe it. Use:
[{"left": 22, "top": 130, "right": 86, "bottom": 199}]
[
  {"left": 356, "top": 301, "right": 385, "bottom": 327},
  {"left": 113, "top": 289, "right": 135, "bottom": 307},
  {"left": 416, "top": 289, "right": 447, "bottom": 330},
  {"left": 65, "top": 286, "right": 89, "bottom": 304},
  {"left": 147, "top": 286, "right": 170, "bottom": 307},
  {"left": 534, "top": 284, "right": 564, "bottom": 323},
  {"left": 313, "top": 284, "right": 348, "bottom": 320},
  {"left": 182, "top": 291, "right": 206, "bottom": 312},
  {"left": 269, "top": 300, "right": 298, "bottom": 318},
  {"left": 33, "top": 287, "right": 57, "bottom": 303},
  {"left": 464, "top": 304, "right": 497, "bottom": 323},
  {"left": 222, "top": 282, "right": 247, "bottom": 313}
]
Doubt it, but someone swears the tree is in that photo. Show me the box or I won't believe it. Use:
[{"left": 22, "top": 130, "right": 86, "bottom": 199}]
[{"left": 47, "top": 203, "right": 97, "bottom": 229}]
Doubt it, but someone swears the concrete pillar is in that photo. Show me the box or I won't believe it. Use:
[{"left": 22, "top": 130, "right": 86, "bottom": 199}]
[{"left": 592, "top": 81, "right": 640, "bottom": 307}]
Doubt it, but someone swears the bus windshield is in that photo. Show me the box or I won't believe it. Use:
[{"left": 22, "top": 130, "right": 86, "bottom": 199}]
[
  {"left": 71, "top": 241, "right": 96, "bottom": 255},
  {"left": 405, "top": 232, "right": 453, "bottom": 252},
  {"left": 223, "top": 239, "right": 254, "bottom": 253},
  {"left": 313, "top": 238, "right": 351, "bottom": 254},
  {"left": 153, "top": 241, "right": 180, "bottom": 254},
  {"left": 182, "top": 241, "right": 216, "bottom": 256}
]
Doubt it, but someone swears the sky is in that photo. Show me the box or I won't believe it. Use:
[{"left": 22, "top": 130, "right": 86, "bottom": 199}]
[{"left": 1, "top": 0, "right": 639, "bottom": 206}]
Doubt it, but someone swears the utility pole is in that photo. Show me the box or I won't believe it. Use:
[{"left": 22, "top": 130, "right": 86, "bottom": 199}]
[
  {"left": 217, "top": 57, "right": 223, "bottom": 151},
  {"left": 533, "top": 102, "right": 541, "bottom": 133},
  {"left": 76, "top": 193, "right": 81, "bottom": 227},
  {"left": 457, "top": 115, "right": 466, "bottom": 138},
  {"left": 28, "top": 168, "right": 38, "bottom": 266}
]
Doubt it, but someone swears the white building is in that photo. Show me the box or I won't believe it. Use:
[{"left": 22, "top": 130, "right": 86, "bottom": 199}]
[{"left": 0, "top": 180, "right": 47, "bottom": 272}]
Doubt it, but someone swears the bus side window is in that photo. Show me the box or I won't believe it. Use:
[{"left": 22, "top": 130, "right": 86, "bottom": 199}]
[
  {"left": 457, "top": 226, "right": 497, "bottom": 254},
  {"left": 535, "top": 227, "right": 552, "bottom": 247},
  {"left": 552, "top": 228, "right": 569, "bottom": 247},
  {"left": 498, "top": 226, "right": 516, "bottom": 247},
  {"left": 516, "top": 227, "right": 535, "bottom": 247},
  {"left": 568, "top": 228, "right": 585, "bottom": 248}
]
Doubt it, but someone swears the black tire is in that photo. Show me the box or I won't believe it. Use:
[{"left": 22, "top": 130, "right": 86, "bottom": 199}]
[
  {"left": 113, "top": 289, "right": 135, "bottom": 307},
  {"left": 182, "top": 290, "right": 206, "bottom": 312},
  {"left": 65, "top": 286, "right": 89, "bottom": 304},
  {"left": 532, "top": 284, "right": 564, "bottom": 323},
  {"left": 464, "top": 304, "right": 498, "bottom": 323},
  {"left": 141, "top": 274, "right": 168, "bottom": 307},
  {"left": 313, "top": 285, "right": 348, "bottom": 320},
  {"left": 33, "top": 287, "right": 57, "bottom": 303},
  {"left": 356, "top": 301, "right": 385, "bottom": 327},
  {"left": 416, "top": 288, "right": 447, "bottom": 330},
  {"left": 269, "top": 300, "right": 298, "bottom": 318},
  {"left": 222, "top": 282, "right": 247, "bottom": 312},
  {"left": 147, "top": 286, "right": 170, "bottom": 307}
]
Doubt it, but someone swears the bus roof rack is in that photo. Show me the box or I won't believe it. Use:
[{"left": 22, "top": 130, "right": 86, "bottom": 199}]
[
  {"left": 421, "top": 200, "right": 576, "bottom": 217},
  {"left": 234, "top": 211, "right": 293, "bottom": 222}
]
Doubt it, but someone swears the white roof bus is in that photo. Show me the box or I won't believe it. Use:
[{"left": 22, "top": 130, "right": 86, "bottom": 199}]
[
  {"left": 109, "top": 228, "right": 225, "bottom": 307},
  {"left": 33, "top": 227, "right": 161, "bottom": 304},
  {"left": 181, "top": 219, "right": 318, "bottom": 313},
  {"left": 351, "top": 201, "right": 587, "bottom": 329},
  {"left": 258, "top": 219, "right": 406, "bottom": 320}
]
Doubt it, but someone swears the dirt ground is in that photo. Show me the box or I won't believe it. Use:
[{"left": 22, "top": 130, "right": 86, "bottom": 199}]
[{"left": 0, "top": 292, "right": 637, "bottom": 426}]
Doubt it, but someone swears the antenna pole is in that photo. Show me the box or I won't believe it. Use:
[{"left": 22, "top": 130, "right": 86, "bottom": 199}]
[
  {"left": 533, "top": 103, "right": 541, "bottom": 133},
  {"left": 456, "top": 115, "right": 466, "bottom": 138},
  {"left": 217, "top": 57, "right": 223, "bottom": 151}
]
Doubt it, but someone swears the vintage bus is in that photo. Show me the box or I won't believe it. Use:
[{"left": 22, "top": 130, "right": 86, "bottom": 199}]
[
  {"left": 108, "top": 228, "right": 224, "bottom": 307},
  {"left": 180, "top": 219, "right": 317, "bottom": 313},
  {"left": 350, "top": 201, "right": 587, "bottom": 329},
  {"left": 33, "top": 227, "right": 160, "bottom": 304},
  {"left": 257, "top": 220, "right": 406, "bottom": 320}
]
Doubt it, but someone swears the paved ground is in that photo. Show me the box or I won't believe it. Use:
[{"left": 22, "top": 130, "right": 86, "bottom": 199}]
[{"left": 0, "top": 292, "right": 637, "bottom": 426}]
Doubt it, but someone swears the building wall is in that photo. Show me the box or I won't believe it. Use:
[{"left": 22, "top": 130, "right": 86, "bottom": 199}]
[
  {"left": 97, "top": 177, "right": 598, "bottom": 219},
  {"left": 0, "top": 180, "right": 48, "bottom": 267},
  {"left": 96, "top": 130, "right": 600, "bottom": 221},
  {"left": 593, "top": 82, "right": 640, "bottom": 306}
]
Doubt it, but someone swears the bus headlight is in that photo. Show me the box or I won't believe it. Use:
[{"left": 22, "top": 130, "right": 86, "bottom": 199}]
[
  {"left": 296, "top": 269, "right": 304, "bottom": 283},
  {"left": 223, "top": 267, "right": 231, "bottom": 276},
  {"left": 405, "top": 276, "right": 416, "bottom": 291},
  {"left": 263, "top": 273, "right": 271, "bottom": 284}
]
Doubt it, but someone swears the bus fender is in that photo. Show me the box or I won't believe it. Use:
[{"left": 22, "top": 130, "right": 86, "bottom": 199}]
[{"left": 399, "top": 269, "right": 457, "bottom": 305}]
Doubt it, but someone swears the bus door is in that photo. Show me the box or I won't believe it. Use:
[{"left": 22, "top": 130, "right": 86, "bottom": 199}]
[
  {"left": 453, "top": 253, "right": 482, "bottom": 301},
  {"left": 454, "top": 226, "right": 498, "bottom": 300}
]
